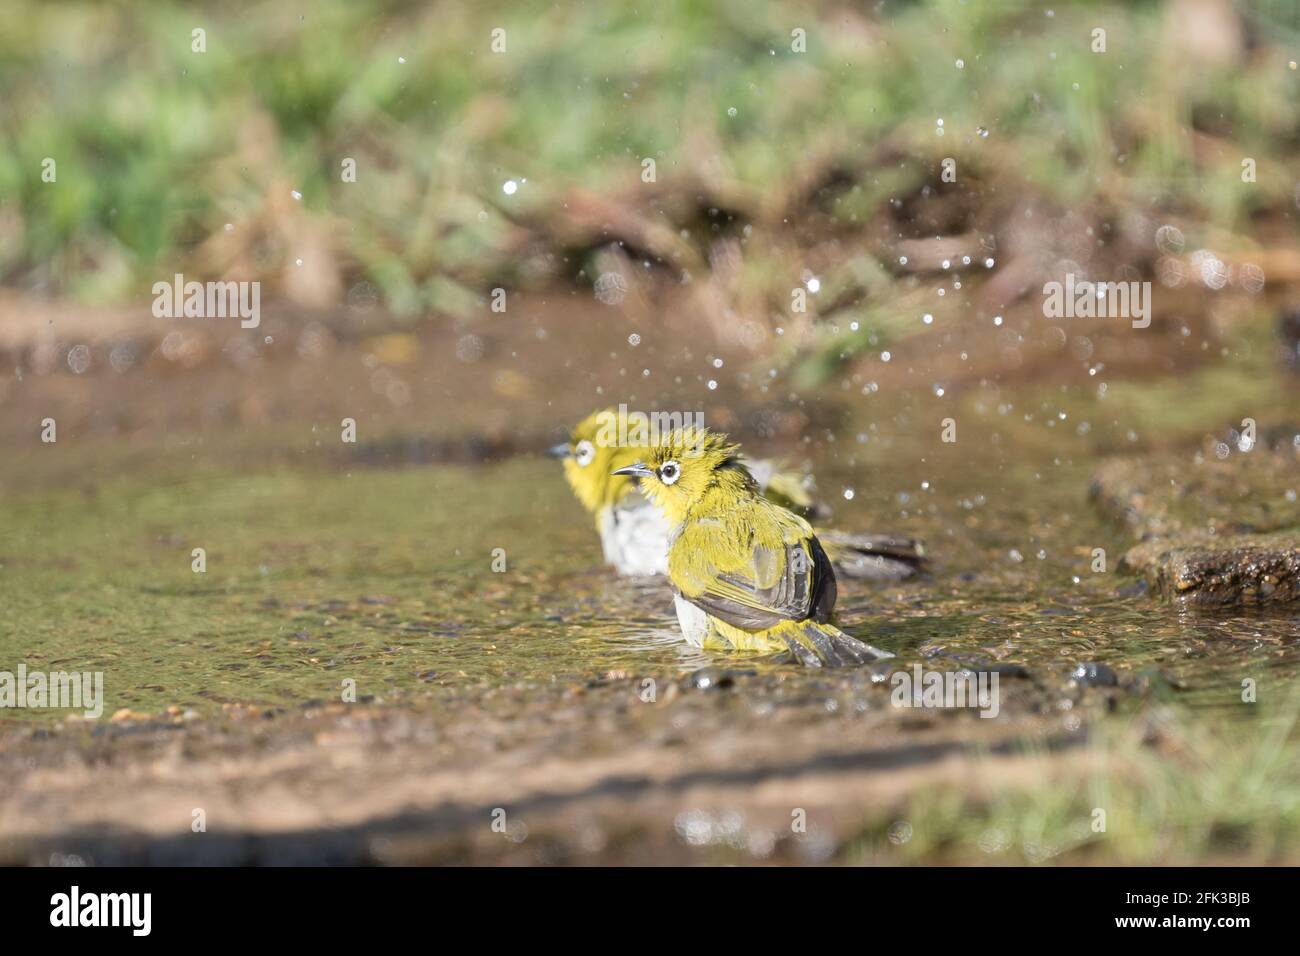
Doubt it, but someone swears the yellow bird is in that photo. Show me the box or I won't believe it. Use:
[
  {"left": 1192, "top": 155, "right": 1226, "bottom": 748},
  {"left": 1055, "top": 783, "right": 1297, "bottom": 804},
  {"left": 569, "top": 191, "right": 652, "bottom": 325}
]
[
  {"left": 549, "top": 408, "right": 925, "bottom": 579},
  {"left": 612, "top": 426, "right": 891, "bottom": 667}
]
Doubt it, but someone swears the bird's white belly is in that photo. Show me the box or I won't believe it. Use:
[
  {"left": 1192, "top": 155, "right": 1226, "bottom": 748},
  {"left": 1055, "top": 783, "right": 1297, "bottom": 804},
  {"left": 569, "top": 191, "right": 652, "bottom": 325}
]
[
  {"left": 598, "top": 498, "right": 670, "bottom": 576},
  {"left": 673, "top": 594, "right": 712, "bottom": 647}
]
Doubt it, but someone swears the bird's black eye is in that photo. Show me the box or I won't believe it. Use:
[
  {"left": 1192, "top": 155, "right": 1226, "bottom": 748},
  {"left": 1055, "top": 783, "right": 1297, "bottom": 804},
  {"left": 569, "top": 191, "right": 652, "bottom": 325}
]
[
  {"left": 659, "top": 460, "right": 681, "bottom": 485},
  {"left": 575, "top": 440, "right": 595, "bottom": 467}
]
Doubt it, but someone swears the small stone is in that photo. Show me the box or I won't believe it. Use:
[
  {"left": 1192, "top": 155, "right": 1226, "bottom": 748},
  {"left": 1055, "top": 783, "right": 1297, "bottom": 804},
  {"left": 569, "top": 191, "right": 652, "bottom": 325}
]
[
  {"left": 1070, "top": 662, "right": 1118, "bottom": 687},
  {"left": 689, "top": 668, "right": 736, "bottom": 690}
]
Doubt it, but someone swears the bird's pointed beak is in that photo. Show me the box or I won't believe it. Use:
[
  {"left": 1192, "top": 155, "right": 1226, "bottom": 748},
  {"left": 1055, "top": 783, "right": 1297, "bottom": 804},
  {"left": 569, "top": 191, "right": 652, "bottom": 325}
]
[
  {"left": 546, "top": 443, "right": 572, "bottom": 459},
  {"left": 612, "top": 462, "right": 653, "bottom": 478}
]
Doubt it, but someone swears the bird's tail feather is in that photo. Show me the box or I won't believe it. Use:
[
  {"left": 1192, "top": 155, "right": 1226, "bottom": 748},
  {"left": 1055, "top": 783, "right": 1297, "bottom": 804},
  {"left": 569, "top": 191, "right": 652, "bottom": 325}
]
[
  {"left": 818, "top": 529, "right": 927, "bottom": 581},
  {"left": 781, "top": 621, "right": 892, "bottom": 668}
]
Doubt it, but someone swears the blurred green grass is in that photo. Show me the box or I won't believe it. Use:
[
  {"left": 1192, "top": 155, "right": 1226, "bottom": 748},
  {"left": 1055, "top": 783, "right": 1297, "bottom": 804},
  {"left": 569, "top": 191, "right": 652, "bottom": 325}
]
[
  {"left": 847, "top": 696, "right": 1300, "bottom": 865},
  {"left": 2, "top": 0, "right": 1297, "bottom": 334}
]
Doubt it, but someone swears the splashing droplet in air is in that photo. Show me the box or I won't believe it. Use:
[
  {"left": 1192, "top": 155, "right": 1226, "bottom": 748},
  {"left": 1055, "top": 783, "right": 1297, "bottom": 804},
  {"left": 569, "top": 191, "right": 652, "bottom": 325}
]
[{"left": 67, "top": 345, "right": 91, "bottom": 374}]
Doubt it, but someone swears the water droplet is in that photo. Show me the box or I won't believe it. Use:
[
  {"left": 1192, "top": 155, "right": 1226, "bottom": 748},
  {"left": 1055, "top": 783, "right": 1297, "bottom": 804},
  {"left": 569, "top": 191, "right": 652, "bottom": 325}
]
[
  {"left": 1155, "top": 224, "right": 1185, "bottom": 254},
  {"left": 627, "top": 333, "right": 641, "bottom": 347},
  {"left": 455, "top": 334, "right": 486, "bottom": 363},
  {"left": 1238, "top": 262, "right": 1266, "bottom": 294},
  {"left": 502, "top": 180, "right": 518, "bottom": 195},
  {"left": 67, "top": 344, "right": 91, "bottom": 374},
  {"left": 594, "top": 272, "right": 628, "bottom": 305}
]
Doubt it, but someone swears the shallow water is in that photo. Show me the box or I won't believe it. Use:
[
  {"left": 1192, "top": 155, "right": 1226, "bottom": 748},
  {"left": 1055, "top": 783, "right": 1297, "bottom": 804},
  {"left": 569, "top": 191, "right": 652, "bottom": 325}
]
[{"left": 3, "top": 364, "right": 1296, "bottom": 724}]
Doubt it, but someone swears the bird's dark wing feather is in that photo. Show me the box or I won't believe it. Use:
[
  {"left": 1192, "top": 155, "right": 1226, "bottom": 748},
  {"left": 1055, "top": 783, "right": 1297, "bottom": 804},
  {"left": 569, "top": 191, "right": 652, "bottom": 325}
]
[{"left": 680, "top": 535, "right": 836, "bottom": 631}]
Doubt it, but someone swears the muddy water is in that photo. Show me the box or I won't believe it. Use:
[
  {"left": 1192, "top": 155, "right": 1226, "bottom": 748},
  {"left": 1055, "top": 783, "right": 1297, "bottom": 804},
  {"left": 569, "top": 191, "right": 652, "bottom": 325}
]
[{"left": 2, "top": 312, "right": 1296, "bottom": 726}]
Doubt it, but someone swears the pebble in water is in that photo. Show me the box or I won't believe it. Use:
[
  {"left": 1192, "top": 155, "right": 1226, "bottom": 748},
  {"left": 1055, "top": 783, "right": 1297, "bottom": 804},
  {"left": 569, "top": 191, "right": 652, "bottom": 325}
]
[
  {"left": 1070, "top": 662, "right": 1118, "bottom": 688},
  {"left": 689, "top": 667, "right": 737, "bottom": 690}
]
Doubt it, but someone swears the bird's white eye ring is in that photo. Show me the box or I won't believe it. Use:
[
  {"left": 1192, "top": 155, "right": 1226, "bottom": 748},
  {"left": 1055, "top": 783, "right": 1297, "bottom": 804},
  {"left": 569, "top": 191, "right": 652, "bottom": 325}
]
[
  {"left": 575, "top": 440, "right": 595, "bottom": 467},
  {"left": 658, "top": 460, "right": 681, "bottom": 485}
]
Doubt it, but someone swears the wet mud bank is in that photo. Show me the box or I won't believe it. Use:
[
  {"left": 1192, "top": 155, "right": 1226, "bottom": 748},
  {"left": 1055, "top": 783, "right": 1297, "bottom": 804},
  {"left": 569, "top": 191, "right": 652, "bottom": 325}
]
[
  {"left": 2, "top": 665, "right": 1130, "bottom": 865},
  {"left": 1092, "top": 434, "right": 1300, "bottom": 604}
]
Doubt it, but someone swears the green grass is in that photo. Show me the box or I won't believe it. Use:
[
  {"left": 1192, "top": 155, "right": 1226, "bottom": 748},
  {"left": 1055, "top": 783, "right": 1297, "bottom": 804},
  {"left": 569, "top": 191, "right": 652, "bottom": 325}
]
[
  {"left": 849, "top": 698, "right": 1300, "bottom": 864},
  {"left": 3, "top": 0, "right": 1297, "bottom": 332}
]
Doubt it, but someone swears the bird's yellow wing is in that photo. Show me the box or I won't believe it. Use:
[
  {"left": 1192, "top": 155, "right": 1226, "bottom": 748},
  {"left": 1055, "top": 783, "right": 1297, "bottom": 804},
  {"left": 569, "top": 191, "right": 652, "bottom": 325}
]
[{"left": 669, "top": 498, "right": 837, "bottom": 631}]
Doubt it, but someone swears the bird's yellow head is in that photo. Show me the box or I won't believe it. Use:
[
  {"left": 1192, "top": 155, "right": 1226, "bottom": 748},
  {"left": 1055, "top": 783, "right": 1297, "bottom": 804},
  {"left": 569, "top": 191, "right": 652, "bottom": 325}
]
[
  {"left": 612, "top": 427, "right": 755, "bottom": 525},
  {"left": 548, "top": 408, "right": 642, "bottom": 518}
]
